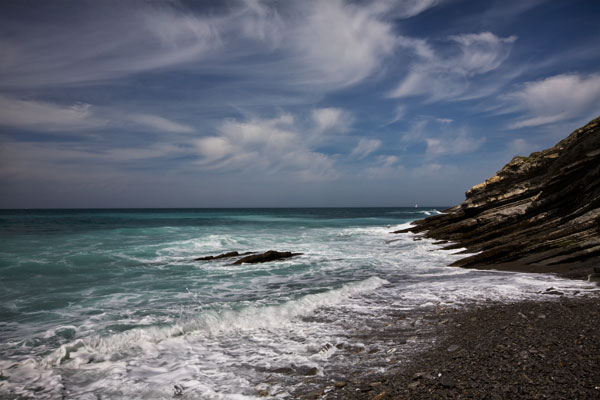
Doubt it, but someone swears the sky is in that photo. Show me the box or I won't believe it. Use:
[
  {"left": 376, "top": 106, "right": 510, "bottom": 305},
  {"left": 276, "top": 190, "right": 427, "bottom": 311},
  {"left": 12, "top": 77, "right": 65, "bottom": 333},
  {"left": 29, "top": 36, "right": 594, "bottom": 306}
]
[{"left": 0, "top": 0, "right": 599, "bottom": 208}]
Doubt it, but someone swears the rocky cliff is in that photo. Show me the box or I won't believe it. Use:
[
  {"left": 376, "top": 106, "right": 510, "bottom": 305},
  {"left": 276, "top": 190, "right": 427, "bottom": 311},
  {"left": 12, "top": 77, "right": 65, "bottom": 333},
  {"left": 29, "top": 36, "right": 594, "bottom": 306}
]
[{"left": 399, "top": 116, "right": 600, "bottom": 279}]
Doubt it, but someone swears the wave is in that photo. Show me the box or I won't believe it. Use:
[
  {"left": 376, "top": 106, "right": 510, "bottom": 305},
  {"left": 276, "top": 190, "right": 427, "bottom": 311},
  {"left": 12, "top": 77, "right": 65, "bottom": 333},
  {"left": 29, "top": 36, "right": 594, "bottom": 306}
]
[{"left": 45, "top": 276, "right": 388, "bottom": 367}]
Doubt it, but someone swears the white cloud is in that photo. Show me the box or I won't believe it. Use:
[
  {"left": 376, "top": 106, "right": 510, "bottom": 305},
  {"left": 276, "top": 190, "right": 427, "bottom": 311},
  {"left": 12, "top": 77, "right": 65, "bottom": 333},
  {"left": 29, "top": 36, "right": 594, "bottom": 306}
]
[
  {"left": 236, "top": 0, "right": 285, "bottom": 47},
  {"left": 0, "top": 95, "right": 196, "bottom": 135},
  {"left": 371, "top": 0, "right": 443, "bottom": 19},
  {"left": 505, "top": 73, "right": 600, "bottom": 129},
  {"left": 389, "top": 32, "right": 517, "bottom": 101},
  {"left": 366, "top": 154, "right": 403, "bottom": 177},
  {"left": 0, "top": 0, "right": 402, "bottom": 92},
  {"left": 0, "top": 0, "right": 412, "bottom": 100},
  {"left": 292, "top": 0, "right": 396, "bottom": 87},
  {"left": 195, "top": 114, "right": 337, "bottom": 181},
  {"left": 351, "top": 138, "right": 381, "bottom": 159},
  {"left": 394, "top": 0, "right": 442, "bottom": 18},
  {"left": 386, "top": 104, "right": 407, "bottom": 125},
  {"left": 448, "top": 32, "right": 517, "bottom": 75},
  {"left": 401, "top": 117, "right": 484, "bottom": 157},
  {"left": 0, "top": 4, "right": 217, "bottom": 88},
  {"left": 0, "top": 139, "right": 191, "bottom": 181},
  {"left": 195, "top": 136, "right": 236, "bottom": 163},
  {"left": 425, "top": 130, "right": 485, "bottom": 156},
  {"left": 378, "top": 155, "right": 399, "bottom": 167},
  {"left": 129, "top": 114, "right": 195, "bottom": 134},
  {"left": 0, "top": 95, "right": 101, "bottom": 132},
  {"left": 312, "top": 108, "right": 352, "bottom": 133}
]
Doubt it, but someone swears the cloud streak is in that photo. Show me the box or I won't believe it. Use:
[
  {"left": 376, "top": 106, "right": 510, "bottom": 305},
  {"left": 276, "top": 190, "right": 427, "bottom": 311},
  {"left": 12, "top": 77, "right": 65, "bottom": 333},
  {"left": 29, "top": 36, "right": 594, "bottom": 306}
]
[
  {"left": 390, "top": 32, "right": 517, "bottom": 101},
  {"left": 351, "top": 138, "right": 381, "bottom": 159},
  {"left": 0, "top": 95, "right": 100, "bottom": 132},
  {"left": 0, "top": 95, "right": 197, "bottom": 135},
  {"left": 505, "top": 73, "right": 600, "bottom": 129},
  {"left": 128, "top": 114, "right": 195, "bottom": 134},
  {"left": 0, "top": 3, "right": 218, "bottom": 88}
]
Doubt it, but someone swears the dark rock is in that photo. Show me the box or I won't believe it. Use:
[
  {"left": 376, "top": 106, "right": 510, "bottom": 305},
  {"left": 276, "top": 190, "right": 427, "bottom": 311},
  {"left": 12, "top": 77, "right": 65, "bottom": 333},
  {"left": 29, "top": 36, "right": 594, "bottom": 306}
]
[
  {"left": 447, "top": 344, "right": 460, "bottom": 352},
  {"left": 302, "top": 390, "right": 322, "bottom": 399},
  {"left": 232, "top": 250, "right": 303, "bottom": 265},
  {"left": 358, "top": 383, "right": 373, "bottom": 392},
  {"left": 439, "top": 375, "right": 456, "bottom": 388},
  {"left": 295, "top": 365, "right": 318, "bottom": 376},
  {"left": 270, "top": 366, "right": 294, "bottom": 375},
  {"left": 398, "top": 116, "right": 600, "bottom": 279},
  {"left": 173, "top": 384, "right": 184, "bottom": 396},
  {"left": 194, "top": 251, "right": 254, "bottom": 261},
  {"left": 544, "top": 290, "right": 564, "bottom": 295},
  {"left": 412, "top": 372, "right": 425, "bottom": 380}
]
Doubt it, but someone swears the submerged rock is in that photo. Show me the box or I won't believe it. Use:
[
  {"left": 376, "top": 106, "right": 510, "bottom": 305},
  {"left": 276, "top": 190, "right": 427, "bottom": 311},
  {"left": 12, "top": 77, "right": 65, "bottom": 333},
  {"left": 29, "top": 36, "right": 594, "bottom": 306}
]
[
  {"left": 232, "top": 250, "right": 302, "bottom": 265},
  {"left": 269, "top": 365, "right": 318, "bottom": 376},
  {"left": 398, "top": 116, "right": 600, "bottom": 279}
]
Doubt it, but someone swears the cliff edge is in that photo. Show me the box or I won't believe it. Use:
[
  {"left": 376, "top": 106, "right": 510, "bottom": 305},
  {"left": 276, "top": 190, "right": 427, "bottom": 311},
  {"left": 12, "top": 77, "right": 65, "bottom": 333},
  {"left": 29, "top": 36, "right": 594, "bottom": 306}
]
[{"left": 399, "top": 116, "right": 600, "bottom": 279}]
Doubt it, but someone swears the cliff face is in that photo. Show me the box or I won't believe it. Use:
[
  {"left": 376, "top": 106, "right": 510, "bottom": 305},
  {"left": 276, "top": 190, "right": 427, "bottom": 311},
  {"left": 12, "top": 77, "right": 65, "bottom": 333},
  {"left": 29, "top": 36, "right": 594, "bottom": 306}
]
[{"left": 403, "top": 116, "right": 600, "bottom": 279}]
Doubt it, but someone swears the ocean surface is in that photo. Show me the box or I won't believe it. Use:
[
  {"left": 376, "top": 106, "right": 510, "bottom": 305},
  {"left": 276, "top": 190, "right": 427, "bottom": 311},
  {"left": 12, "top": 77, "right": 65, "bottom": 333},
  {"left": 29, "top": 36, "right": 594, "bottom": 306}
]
[{"left": 0, "top": 208, "right": 595, "bottom": 399}]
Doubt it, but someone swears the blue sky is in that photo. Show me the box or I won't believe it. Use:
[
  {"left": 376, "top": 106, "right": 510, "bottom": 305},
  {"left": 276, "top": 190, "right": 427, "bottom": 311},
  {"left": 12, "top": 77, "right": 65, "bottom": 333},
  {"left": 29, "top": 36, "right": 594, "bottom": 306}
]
[{"left": 0, "top": 0, "right": 599, "bottom": 208}]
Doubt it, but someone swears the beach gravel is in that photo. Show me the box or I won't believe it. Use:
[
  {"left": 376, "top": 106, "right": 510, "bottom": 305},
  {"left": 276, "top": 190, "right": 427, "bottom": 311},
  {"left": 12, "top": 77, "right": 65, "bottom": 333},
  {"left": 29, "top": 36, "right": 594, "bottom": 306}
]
[{"left": 321, "top": 295, "right": 600, "bottom": 399}]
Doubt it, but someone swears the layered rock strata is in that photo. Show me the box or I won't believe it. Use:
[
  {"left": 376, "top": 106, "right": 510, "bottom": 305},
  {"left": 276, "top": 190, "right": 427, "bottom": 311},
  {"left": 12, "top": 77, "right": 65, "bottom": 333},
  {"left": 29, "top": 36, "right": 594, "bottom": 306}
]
[{"left": 398, "top": 116, "right": 600, "bottom": 279}]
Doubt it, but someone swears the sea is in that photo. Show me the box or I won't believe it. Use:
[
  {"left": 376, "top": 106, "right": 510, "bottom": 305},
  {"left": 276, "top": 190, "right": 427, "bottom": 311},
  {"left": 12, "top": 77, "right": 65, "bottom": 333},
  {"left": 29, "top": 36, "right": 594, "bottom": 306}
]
[{"left": 0, "top": 208, "right": 595, "bottom": 399}]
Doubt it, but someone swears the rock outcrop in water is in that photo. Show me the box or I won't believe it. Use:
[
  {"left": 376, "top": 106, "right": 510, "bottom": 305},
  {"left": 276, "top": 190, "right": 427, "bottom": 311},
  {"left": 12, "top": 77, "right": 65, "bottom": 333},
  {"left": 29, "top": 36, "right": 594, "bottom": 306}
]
[
  {"left": 232, "top": 250, "right": 303, "bottom": 265},
  {"left": 398, "top": 116, "right": 600, "bottom": 279},
  {"left": 194, "top": 251, "right": 254, "bottom": 261},
  {"left": 195, "top": 250, "right": 302, "bottom": 264}
]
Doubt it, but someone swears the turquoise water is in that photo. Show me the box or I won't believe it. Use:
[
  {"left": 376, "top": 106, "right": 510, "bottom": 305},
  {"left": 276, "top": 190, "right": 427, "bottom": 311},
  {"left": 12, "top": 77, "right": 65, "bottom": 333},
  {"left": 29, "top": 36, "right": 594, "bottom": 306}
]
[{"left": 0, "top": 208, "right": 594, "bottom": 399}]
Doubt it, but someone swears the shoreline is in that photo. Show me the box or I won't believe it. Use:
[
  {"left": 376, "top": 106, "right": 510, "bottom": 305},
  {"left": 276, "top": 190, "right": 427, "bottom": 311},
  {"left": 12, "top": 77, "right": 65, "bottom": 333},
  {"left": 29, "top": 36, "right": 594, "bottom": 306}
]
[
  {"left": 397, "top": 224, "right": 600, "bottom": 281},
  {"left": 296, "top": 293, "right": 600, "bottom": 399}
]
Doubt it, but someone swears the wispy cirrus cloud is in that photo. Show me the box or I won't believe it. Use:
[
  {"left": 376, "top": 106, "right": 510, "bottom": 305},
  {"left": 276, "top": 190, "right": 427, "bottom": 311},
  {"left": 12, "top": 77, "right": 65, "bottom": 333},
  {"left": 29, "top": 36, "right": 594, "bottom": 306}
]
[
  {"left": 0, "top": 95, "right": 101, "bottom": 132},
  {"left": 291, "top": 0, "right": 396, "bottom": 88},
  {"left": 128, "top": 114, "right": 195, "bottom": 134},
  {"left": 0, "top": 0, "right": 404, "bottom": 94},
  {"left": 0, "top": 3, "right": 218, "bottom": 88},
  {"left": 370, "top": 0, "right": 444, "bottom": 19},
  {"left": 401, "top": 116, "right": 484, "bottom": 157},
  {"left": 504, "top": 73, "right": 600, "bottom": 129},
  {"left": 0, "top": 95, "right": 196, "bottom": 135},
  {"left": 351, "top": 138, "right": 381, "bottom": 159},
  {"left": 389, "top": 32, "right": 517, "bottom": 101}
]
